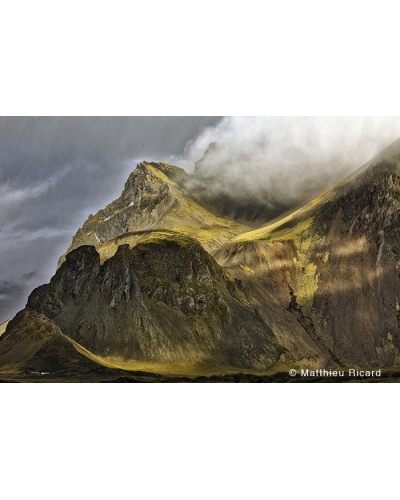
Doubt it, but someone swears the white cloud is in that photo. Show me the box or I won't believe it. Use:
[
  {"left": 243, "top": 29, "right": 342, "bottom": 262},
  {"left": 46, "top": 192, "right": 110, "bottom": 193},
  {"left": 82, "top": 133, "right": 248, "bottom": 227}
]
[
  {"left": 0, "top": 165, "right": 72, "bottom": 211},
  {"left": 168, "top": 117, "right": 400, "bottom": 206}
]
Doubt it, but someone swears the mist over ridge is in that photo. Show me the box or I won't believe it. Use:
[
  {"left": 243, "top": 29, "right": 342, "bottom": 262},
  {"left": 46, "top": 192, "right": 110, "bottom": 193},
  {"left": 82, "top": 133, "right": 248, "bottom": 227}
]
[{"left": 169, "top": 117, "right": 400, "bottom": 210}]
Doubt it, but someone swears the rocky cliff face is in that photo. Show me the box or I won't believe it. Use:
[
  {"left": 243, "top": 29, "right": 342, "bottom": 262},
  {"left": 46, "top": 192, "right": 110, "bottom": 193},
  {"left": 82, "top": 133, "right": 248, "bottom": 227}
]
[
  {"left": 307, "top": 158, "right": 400, "bottom": 366},
  {"left": 68, "top": 162, "right": 179, "bottom": 249}
]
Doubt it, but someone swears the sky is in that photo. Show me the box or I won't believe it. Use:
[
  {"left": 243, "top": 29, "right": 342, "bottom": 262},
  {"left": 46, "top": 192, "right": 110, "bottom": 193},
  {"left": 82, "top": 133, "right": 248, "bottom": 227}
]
[{"left": 1, "top": 116, "right": 400, "bottom": 323}]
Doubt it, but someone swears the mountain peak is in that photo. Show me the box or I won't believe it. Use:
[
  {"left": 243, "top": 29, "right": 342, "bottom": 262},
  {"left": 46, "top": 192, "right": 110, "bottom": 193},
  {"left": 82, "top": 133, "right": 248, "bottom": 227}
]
[{"left": 58, "top": 161, "right": 252, "bottom": 267}]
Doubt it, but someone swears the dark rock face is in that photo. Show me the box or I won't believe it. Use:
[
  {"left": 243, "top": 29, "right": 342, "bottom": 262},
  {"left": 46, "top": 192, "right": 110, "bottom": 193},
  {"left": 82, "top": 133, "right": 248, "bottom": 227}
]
[
  {"left": 307, "top": 159, "right": 400, "bottom": 366},
  {"left": 213, "top": 240, "right": 331, "bottom": 369},
  {"left": 24, "top": 233, "right": 279, "bottom": 371},
  {"left": 315, "top": 161, "right": 400, "bottom": 236},
  {"left": 61, "top": 163, "right": 177, "bottom": 258}
]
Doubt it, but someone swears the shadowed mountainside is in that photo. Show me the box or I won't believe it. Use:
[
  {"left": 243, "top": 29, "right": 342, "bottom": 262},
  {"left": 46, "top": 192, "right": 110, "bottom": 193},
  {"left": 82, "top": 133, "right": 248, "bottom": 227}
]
[
  {"left": 214, "top": 139, "right": 400, "bottom": 368},
  {"left": 1, "top": 231, "right": 278, "bottom": 378}
]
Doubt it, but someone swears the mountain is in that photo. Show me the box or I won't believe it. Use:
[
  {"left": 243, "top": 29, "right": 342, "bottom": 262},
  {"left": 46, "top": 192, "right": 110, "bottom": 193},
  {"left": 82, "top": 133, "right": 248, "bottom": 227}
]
[
  {"left": 214, "top": 138, "right": 400, "bottom": 368},
  {"left": 3, "top": 142, "right": 400, "bottom": 381},
  {"left": 32, "top": 233, "right": 278, "bottom": 370}
]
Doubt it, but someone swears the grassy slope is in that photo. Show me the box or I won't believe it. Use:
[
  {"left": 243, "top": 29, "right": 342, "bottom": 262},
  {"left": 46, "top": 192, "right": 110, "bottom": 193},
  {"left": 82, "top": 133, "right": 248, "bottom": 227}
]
[
  {"left": 232, "top": 198, "right": 326, "bottom": 309},
  {"left": 68, "top": 335, "right": 275, "bottom": 377},
  {"left": 142, "top": 164, "right": 252, "bottom": 245}
]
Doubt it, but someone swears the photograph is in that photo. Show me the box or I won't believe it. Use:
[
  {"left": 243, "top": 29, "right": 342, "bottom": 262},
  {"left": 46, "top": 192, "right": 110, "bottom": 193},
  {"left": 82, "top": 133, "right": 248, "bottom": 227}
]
[{"left": 1, "top": 116, "right": 400, "bottom": 383}]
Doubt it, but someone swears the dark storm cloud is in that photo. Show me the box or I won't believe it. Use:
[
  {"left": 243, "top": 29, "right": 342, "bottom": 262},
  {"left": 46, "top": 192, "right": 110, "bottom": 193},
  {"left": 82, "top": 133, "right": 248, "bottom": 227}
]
[
  {"left": 0, "top": 272, "right": 37, "bottom": 295},
  {"left": 0, "top": 117, "right": 223, "bottom": 225},
  {"left": 0, "top": 280, "right": 25, "bottom": 300},
  {"left": 0, "top": 116, "right": 223, "bottom": 222},
  {"left": 0, "top": 275, "right": 35, "bottom": 322},
  {"left": 0, "top": 117, "right": 222, "bottom": 183},
  {"left": 1, "top": 161, "right": 107, "bottom": 232}
]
